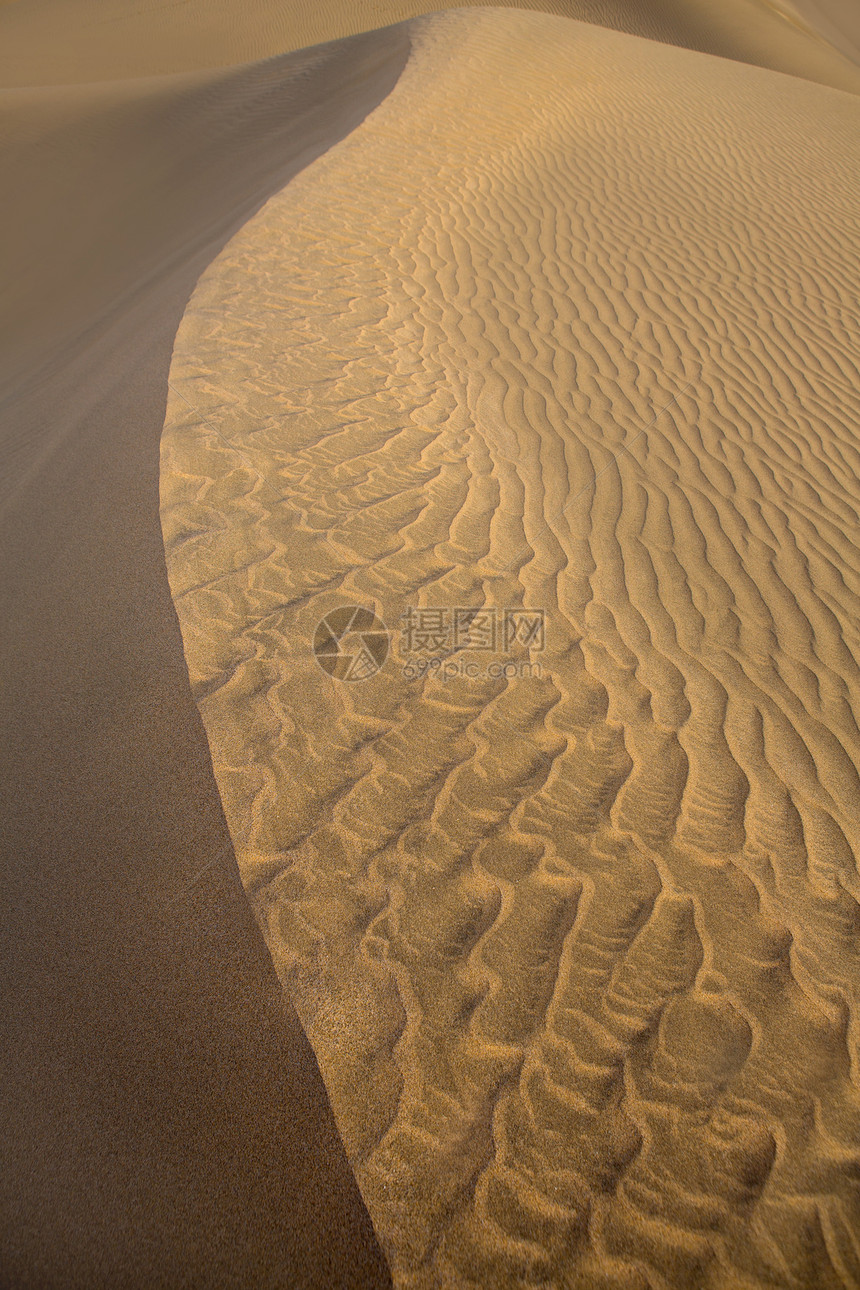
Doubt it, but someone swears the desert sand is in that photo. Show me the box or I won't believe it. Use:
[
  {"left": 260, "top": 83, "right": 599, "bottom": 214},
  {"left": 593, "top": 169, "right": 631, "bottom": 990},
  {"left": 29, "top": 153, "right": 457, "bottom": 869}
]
[
  {"left": 0, "top": 21, "right": 407, "bottom": 1290},
  {"left": 2, "top": 0, "right": 859, "bottom": 1286},
  {"left": 1, "top": 0, "right": 860, "bottom": 90},
  {"left": 159, "top": 6, "right": 860, "bottom": 1288}
]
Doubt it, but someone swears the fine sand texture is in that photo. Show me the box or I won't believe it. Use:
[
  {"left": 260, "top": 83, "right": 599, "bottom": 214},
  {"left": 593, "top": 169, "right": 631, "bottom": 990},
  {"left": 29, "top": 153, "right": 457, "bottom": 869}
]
[
  {"left": 161, "top": 9, "right": 860, "bottom": 1287},
  {"left": 1, "top": 29, "right": 409, "bottom": 1290}
]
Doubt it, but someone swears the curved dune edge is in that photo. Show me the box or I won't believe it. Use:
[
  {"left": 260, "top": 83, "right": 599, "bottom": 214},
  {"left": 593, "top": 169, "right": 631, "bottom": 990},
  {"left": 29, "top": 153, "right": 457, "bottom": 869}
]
[
  {"left": 1, "top": 27, "right": 412, "bottom": 1289},
  {"left": 161, "top": 10, "right": 860, "bottom": 1287}
]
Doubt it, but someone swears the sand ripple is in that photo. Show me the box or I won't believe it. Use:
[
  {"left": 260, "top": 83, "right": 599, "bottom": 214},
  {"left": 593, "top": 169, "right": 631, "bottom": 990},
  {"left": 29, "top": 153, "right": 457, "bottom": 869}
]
[{"left": 161, "top": 12, "right": 860, "bottom": 1286}]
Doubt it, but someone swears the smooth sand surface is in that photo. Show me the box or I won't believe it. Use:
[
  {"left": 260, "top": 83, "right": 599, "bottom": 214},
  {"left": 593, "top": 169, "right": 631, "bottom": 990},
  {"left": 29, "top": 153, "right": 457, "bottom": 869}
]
[
  {"left": 788, "top": 0, "right": 860, "bottom": 65},
  {"left": 161, "top": 7, "right": 860, "bottom": 1287},
  {"left": 1, "top": 29, "right": 408, "bottom": 1290}
]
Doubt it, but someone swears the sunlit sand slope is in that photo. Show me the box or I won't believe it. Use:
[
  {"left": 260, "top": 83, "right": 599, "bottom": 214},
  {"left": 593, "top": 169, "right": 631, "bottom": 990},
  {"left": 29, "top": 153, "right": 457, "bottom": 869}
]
[{"left": 161, "top": 11, "right": 860, "bottom": 1286}]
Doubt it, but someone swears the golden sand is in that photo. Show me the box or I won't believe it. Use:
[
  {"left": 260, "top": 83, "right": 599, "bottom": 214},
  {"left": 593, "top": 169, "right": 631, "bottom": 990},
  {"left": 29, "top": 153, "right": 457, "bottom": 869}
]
[
  {"left": 160, "top": 9, "right": 860, "bottom": 1286},
  {"left": 3, "top": 0, "right": 859, "bottom": 1283}
]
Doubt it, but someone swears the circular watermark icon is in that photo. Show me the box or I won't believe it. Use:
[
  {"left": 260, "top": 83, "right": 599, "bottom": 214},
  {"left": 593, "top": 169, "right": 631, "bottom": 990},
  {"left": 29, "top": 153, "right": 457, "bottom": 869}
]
[{"left": 313, "top": 605, "right": 390, "bottom": 682}]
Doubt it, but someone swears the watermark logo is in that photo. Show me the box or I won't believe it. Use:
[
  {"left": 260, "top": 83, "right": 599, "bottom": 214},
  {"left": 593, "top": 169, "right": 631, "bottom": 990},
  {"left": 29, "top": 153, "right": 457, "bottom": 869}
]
[
  {"left": 313, "top": 605, "right": 545, "bottom": 683},
  {"left": 400, "top": 607, "right": 545, "bottom": 682},
  {"left": 401, "top": 607, "right": 545, "bottom": 654},
  {"left": 401, "top": 655, "right": 543, "bottom": 682},
  {"left": 312, "top": 605, "right": 390, "bottom": 682}
]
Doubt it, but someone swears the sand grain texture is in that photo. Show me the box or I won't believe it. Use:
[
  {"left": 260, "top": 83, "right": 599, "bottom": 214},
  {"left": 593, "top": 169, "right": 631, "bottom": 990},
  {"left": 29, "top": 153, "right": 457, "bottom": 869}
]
[{"left": 161, "top": 10, "right": 860, "bottom": 1287}]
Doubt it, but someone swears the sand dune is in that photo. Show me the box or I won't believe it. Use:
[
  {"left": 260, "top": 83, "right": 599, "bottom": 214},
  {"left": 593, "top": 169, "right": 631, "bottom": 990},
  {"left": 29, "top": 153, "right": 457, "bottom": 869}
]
[
  {"left": 788, "top": 0, "right": 860, "bottom": 65},
  {"left": 3, "top": 0, "right": 859, "bottom": 1283},
  {"left": 161, "top": 9, "right": 860, "bottom": 1286},
  {"left": 0, "top": 0, "right": 859, "bottom": 92}
]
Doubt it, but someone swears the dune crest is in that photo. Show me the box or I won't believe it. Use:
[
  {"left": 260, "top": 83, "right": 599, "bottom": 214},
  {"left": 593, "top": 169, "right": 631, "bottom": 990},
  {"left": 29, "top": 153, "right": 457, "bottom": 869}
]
[
  {"left": 0, "top": 0, "right": 859, "bottom": 92},
  {"left": 161, "top": 10, "right": 860, "bottom": 1286}
]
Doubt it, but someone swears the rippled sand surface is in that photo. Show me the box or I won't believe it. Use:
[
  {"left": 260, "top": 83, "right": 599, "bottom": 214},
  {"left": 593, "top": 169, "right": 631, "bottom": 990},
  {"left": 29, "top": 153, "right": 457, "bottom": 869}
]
[{"left": 161, "top": 9, "right": 860, "bottom": 1287}]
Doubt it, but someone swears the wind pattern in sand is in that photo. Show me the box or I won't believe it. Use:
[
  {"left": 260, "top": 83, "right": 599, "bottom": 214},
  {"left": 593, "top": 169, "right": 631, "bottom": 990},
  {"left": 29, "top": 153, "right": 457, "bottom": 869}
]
[{"left": 160, "top": 12, "right": 860, "bottom": 1287}]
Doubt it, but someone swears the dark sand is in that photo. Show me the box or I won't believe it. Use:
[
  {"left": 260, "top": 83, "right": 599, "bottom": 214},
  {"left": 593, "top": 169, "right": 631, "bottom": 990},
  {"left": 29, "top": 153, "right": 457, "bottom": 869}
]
[{"left": 0, "top": 31, "right": 409, "bottom": 1288}]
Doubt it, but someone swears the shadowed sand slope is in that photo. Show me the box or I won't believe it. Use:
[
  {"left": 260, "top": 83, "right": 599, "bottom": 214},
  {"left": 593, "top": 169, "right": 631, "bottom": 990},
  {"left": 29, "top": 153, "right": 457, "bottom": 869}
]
[
  {"left": 0, "top": 29, "right": 409, "bottom": 1289},
  {"left": 1, "top": 0, "right": 859, "bottom": 92},
  {"left": 161, "top": 9, "right": 860, "bottom": 1287}
]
